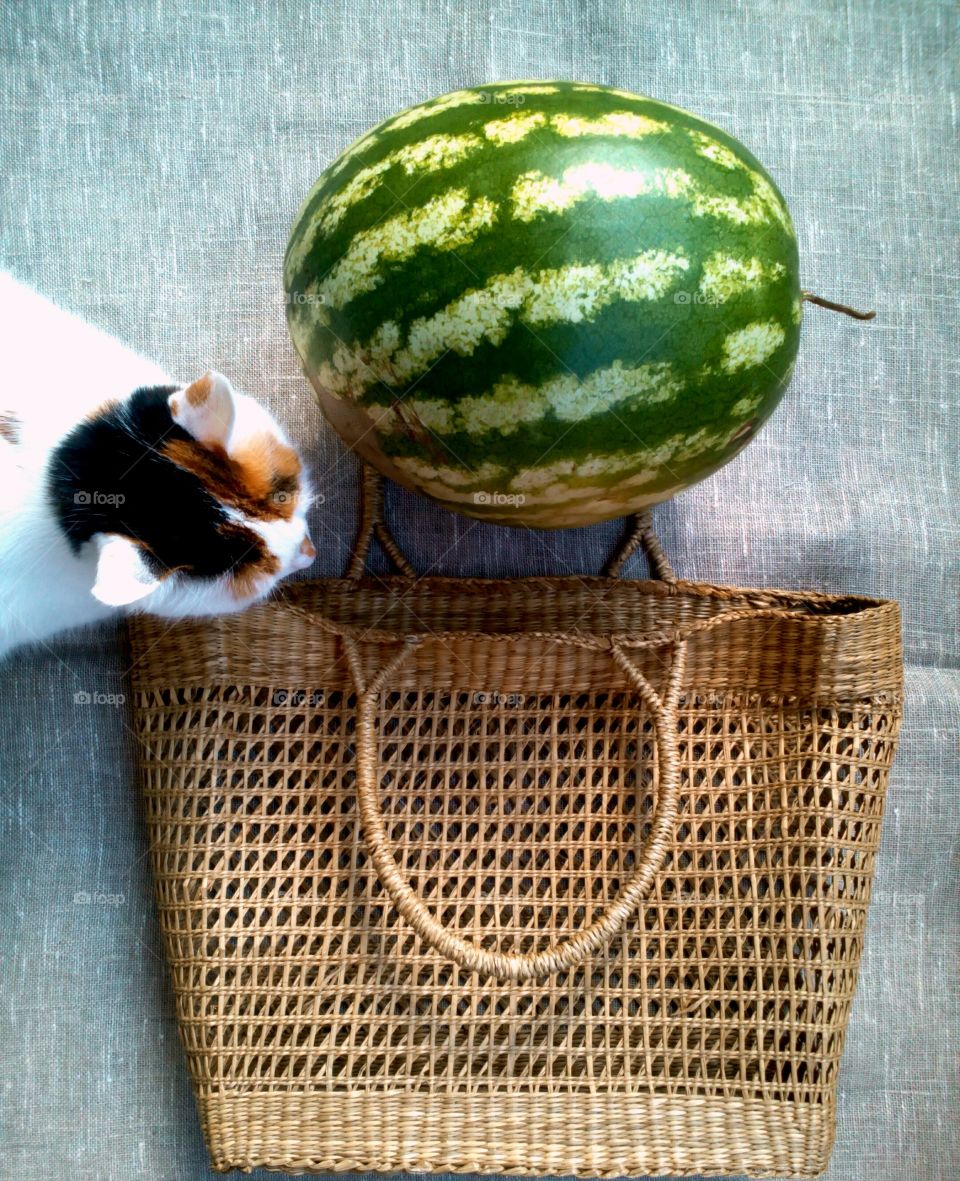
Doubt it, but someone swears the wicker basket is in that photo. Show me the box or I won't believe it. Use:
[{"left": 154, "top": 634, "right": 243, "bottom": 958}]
[{"left": 127, "top": 477, "right": 903, "bottom": 1178}]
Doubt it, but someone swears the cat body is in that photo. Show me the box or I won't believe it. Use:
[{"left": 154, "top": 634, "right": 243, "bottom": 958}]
[{"left": 0, "top": 273, "right": 315, "bottom": 658}]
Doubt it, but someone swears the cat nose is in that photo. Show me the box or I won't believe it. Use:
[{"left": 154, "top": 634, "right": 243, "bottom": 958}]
[{"left": 293, "top": 534, "right": 317, "bottom": 569}]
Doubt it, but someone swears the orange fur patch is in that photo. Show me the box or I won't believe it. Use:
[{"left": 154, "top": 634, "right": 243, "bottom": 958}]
[
  {"left": 161, "top": 435, "right": 300, "bottom": 521},
  {"left": 184, "top": 373, "right": 213, "bottom": 407},
  {"left": 83, "top": 398, "right": 121, "bottom": 424},
  {"left": 228, "top": 433, "right": 302, "bottom": 518},
  {"left": 0, "top": 410, "right": 20, "bottom": 443},
  {"left": 212, "top": 519, "right": 278, "bottom": 599},
  {"left": 169, "top": 397, "right": 180, "bottom": 416},
  {"left": 229, "top": 549, "right": 280, "bottom": 600}
]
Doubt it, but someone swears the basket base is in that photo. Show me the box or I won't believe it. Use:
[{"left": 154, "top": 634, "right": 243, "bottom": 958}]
[{"left": 200, "top": 1091, "right": 833, "bottom": 1178}]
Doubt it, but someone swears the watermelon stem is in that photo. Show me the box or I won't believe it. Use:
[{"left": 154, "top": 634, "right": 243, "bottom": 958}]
[{"left": 801, "top": 290, "right": 877, "bottom": 320}]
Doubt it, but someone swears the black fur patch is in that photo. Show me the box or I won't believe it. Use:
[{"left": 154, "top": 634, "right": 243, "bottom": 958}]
[{"left": 47, "top": 386, "right": 265, "bottom": 578}]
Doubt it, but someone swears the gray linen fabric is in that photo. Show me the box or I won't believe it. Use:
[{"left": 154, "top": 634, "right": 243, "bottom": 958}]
[{"left": 0, "top": 2, "right": 956, "bottom": 1179}]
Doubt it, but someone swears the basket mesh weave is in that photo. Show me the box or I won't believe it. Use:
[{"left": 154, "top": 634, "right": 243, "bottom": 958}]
[{"left": 129, "top": 557, "right": 902, "bottom": 1178}]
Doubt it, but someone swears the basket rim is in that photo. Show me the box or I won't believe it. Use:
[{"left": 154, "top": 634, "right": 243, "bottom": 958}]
[{"left": 271, "top": 574, "right": 899, "bottom": 647}]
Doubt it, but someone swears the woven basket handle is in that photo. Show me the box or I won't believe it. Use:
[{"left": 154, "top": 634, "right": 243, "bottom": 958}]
[
  {"left": 342, "top": 629, "right": 688, "bottom": 981},
  {"left": 347, "top": 463, "right": 676, "bottom": 582}
]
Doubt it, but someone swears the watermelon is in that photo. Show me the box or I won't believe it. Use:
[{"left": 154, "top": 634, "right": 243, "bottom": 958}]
[{"left": 284, "top": 80, "right": 801, "bottom": 528}]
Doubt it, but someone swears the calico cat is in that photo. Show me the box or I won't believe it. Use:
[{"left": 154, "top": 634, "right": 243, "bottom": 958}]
[{"left": 0, "top": 272, "right": 316, "bottom": 659}]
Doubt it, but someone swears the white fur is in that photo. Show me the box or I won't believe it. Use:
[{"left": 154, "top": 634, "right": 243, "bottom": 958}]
[{"left": 0, "top": 272, "right": 314, "bottom": 660}]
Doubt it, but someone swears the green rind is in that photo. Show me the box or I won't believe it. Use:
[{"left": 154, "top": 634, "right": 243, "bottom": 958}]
[{"left": 283, "top": 81, "right": 801, "bottom": 525}]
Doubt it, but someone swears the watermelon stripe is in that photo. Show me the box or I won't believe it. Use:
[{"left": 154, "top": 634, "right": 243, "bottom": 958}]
[
  {"left": 297, "top": 278, "right": 797, "bottom": 443},
  {"left": 718, "top": 320, "right": 786, "bottom": 372},
  {"left": 308, "top": 189, "right": 497, "bottom": 311},
  {"left": 366, "top": 320, "right": 795, "bottom": 477},
  {"left": 552, "top": 110, "right": 669, "bottom": 137},
  {"left": 372, "top": 320, "right": 791, "bottom": 461},
  {"left": 284, "top": 81, "right": 803, "bottom": 528},
  {"left": 285, "top": 85, "right": 670, "bottom": 260},
  {"left": 390, "top": 418, "right": 751, "bottom": 503},
  {"left": 320, "top": 134, "right": 478, "bottom": 232},
  {"left": 382, "top": 85, "right": 529, "bottom": 133},
  {"left": 286, "top": 125, "right": 792, "bottom": 303},
  {"left": 286, "top": 108, "right": 678, "bottom": 276},
  {"left": 287, "top": 121, "right": 793, "bottom": 333},
  {"left": 285, "top": 133, "right": 483, "bottom": 278},
  {"left": 322, "top": 85, "right": 504, "bottom": 178},
  {"left": 308, "top": 248, "right": 691, "bottom": 399},
  {"left": 510, "top": 159, "right": 787, "bottom": 228},
  {"left": 289, "top": 164, "right": 789, "bottom": 340},
  {"left": 698, "top": 253, "right": 786, "bottom": 301},
  {"left": 298, "top": 250, "right": 791, "bottom": 420},
  {"left": 384, "top": 323, "right": 790, "bottom": 448},
  {"left": 389, "top": 360, "right": 684, "bottom": 439},
  {"left": 284, "top": 79, "right": 778, "bottom": 271},
  {"left": 299, "top": 200, "right": 792, "bottom": 365},
  {"left": 290, "top": 185, "right": 793, "bottom": 371}
]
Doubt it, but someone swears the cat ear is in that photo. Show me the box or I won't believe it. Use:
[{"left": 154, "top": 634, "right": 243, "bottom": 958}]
[
  {"left": 168, "top": 370, "right": 236, "bottom": 449},
  {"left": 91, "top": 534, "right": 161, "bottom": 607}
]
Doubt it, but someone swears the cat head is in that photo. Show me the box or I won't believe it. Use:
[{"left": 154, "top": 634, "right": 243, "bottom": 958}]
[{"left": 50, "top": 371, "right": 317, "bottom": 618}]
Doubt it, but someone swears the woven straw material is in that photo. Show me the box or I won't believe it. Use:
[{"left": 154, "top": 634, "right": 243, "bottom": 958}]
[{"left": 128, "top": 573, "right": 902, "bottom": 1178}]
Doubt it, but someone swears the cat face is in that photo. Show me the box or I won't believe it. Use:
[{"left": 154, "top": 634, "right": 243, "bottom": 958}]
[{"left": 50, "top": 371, "right": 316, "bottom": 618}]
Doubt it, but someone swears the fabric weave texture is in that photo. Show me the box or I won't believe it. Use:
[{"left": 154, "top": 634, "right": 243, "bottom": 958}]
[{"left": 0, "top": 2, "right": 956, "bottom": 1180}]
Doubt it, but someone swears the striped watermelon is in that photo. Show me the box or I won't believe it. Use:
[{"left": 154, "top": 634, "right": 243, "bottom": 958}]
[{"left": 284, "top": 80, "right": 801, "bottom": 527}]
